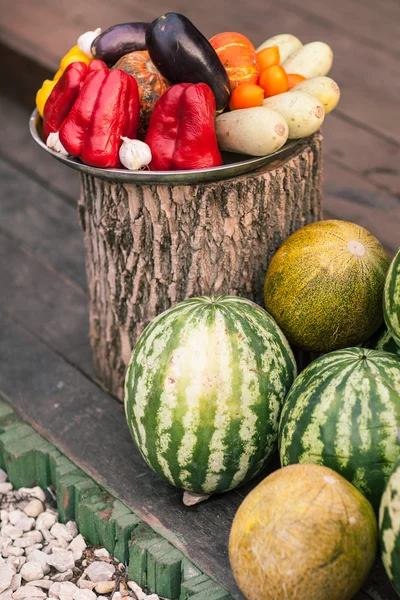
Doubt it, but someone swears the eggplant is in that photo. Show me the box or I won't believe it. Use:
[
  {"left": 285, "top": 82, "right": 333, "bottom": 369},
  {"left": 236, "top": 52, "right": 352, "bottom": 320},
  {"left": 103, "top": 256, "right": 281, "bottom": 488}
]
[
  {"left": 146, "top": 13, "right": 231, "bottom": 112},
  {"left": 91, "top": 22, "right": 149, "bottom": 66}
]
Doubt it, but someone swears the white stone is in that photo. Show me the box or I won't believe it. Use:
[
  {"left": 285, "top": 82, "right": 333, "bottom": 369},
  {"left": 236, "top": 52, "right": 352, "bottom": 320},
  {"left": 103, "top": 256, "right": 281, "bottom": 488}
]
[
  {"left": 73, "top": 591, "right": 96, "bottom": 600},
  {"left": 24, "top": 544, "right": 43, "bottom": 556},
  {"left": 26, "top": 551, "right": 50, "bottom": 575},
  {"left": 0, "top": 537, "right": 11, "bottom": 554},
  {"left": 23, "top": 501, "right": 43, "bottom": 519},
  {"left": 50, "top": 524, "right": 72, "bottom": 543},
  {"left": 18, "top": 488, "right": 46, "bottom": 503},
  {"left": 93, "top": 548, "right": 109, "bottom": 560},
  {"left": 144, "top": 596, "right": 159, "bottom": 600},
  {"left": 0, "top": 511, "right": 9, "bottom": 525},
  {"left": 0, "top": 590, "right": 13, "bottom": 600},
  {"left": 111, "top": 594, "right": 122, "bottom": 600},
  {"left": 0, "top": 471, "right": 7, "bottom": 483},
  {"left": 97, "top": 597, "right": 108, "bottom": 600},
  {"left": 47, "top": 550, "right": 75, "bottom": 573},
  {"left": 27, "top": 580, "right": 52, "bottom": 590},
  {"left": 17, "top": 519, "right": 34, "bottom": 533},
  {"left": 49, "top": 582, "right": 61, "bottom": 598},
  {"left": 5, "top": 548, "right": 23, "bottom": 558},
  {"left": 13, "top": 586, "right": 46, "bottom": 599},
  {"left": 36, "top": 511, "right": 57, "bottom": 532},
  {"left": 9, "top": 573, "right": 21, "bottom": 592},
  {"left": 53, "top": 581, "right": 78, "bottom": 600},
  {"left": 0, "top": 484, "right": 13, "bottom": 495},
  {"left": 46, "top": 539, "right": 69, "bottom": 552},
  {"left": 6, "top": 558, "right": 25, "bottom": 573},
  {"left": 68, "top": 536, "right": 86, "bottom": 562},
  {"left": 84, "top": 561, "right": 114, "bottom": 583},
  {"left": 77, "top": 580, "right": 95, "bottom": 591},
  {"left": 14, "top": 531, "right": 43, "bottom": 548},
  {"left": 38, "top": 528, "right": 53, "bottom": 543},
  {"left": 51, "top": 570, "right": 73, "bottom": 582},
  {"left": 0, "top": 565, "right": 14, "bottom": 593},
  {"left": 1, "top": 527, "right": 22, "bottom": 541},
  {"left": 20, "top": 561, "right": 44, "bottom": 582},
  {"left": 65, "top": 523, "right": 78, "bottom": 539},
  {"left": 127, "top": 582, "right": 145, "bottom": 600},
  {"left": 8, "top": 512, "right": 24, "bottom": 527},
  {"left": 95, "top": 581, "right": 114, "bottom": 594}
]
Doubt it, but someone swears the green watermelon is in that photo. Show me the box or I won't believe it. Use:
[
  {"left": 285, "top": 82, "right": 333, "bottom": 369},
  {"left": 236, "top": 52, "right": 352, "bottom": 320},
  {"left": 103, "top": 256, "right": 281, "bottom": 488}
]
[
  {"left": 380, "top": 459, "right": 400, "bottom": 595},
  {"left": 279, "top": 347, "right": 400, "bottom": 511},
  {"left": 125, "top": 296, "right": 297, "bottom": 495},
  {"left": 365, "top": 324, "right": 400, "bottom": 356},
  {"left": 384, "top": 248, "right": 400, "bottom": 345}
]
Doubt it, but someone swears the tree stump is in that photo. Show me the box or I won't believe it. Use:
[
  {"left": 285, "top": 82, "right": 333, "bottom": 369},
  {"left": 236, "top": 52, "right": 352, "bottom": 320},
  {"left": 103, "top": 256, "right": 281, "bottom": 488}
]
[{"left": 78, "top": 133, "right": 323, "bottom": 400}]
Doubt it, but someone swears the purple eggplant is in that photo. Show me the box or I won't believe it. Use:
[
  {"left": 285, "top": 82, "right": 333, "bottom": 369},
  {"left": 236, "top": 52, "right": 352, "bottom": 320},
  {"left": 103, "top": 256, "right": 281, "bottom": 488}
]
[
  {"left": 91, "top": 22, "right": 149, "bottom": 66},
  {"left": 146, "top": 13, "right": 231, "bottom": 112}
]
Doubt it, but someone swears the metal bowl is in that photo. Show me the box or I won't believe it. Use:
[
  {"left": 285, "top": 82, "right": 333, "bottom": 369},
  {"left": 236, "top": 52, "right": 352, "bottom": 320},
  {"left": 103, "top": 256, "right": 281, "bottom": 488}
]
[{"left": 30, "top": 108, "right": 301, "bottom": 185}]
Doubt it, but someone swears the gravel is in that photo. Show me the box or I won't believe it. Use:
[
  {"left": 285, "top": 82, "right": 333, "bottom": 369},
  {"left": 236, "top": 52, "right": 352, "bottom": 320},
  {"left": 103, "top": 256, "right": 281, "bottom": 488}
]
[{"left": 0, "top": 472, "right": 162, "bottom": 600}]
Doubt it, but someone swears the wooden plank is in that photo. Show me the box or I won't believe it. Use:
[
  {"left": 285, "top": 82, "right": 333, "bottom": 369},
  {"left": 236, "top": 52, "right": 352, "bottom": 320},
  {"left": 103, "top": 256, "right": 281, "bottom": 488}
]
[
  {"left": 0, "top": 158, "right": 85, "bottom": 288},
  {"left": 0, "top": 232, "right": 93, "bottom": 378},
  {"left": 323, "top": 160, "right": 399, "bottom": 255},
  {"left": 0, "top": 312, "right": 245, "bottom": 599},
  {"left": 0, "top": 94, "right": 80, "bottom": 204},
  {"left": 0, "top": 0, "right": 399, "bottom": 144}
]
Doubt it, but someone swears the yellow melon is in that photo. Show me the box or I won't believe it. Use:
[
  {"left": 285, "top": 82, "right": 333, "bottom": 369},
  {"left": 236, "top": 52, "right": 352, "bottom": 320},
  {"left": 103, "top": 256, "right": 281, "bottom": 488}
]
[
  {"left": 229, "top": 464, "right": 377, "bottom": 600},
  {"left": 264, "top": 220, "right": 389, "bottom": 352}
]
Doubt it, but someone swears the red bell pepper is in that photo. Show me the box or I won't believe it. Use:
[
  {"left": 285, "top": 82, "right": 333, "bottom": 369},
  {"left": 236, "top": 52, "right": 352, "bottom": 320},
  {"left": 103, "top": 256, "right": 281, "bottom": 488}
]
[
  {"left": 59, "top": 69, "right": 140, "bottom": 168},
  {"left": 145, "top": 83, "right": 222, "bottom": 171},
  {"left": 42, "top": 60, "right": 108, "bottom": 140}
]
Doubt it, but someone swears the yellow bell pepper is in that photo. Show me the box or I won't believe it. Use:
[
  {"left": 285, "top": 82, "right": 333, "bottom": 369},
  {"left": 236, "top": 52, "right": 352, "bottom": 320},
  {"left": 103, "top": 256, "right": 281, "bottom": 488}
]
[{"left": 35, "top": 45, "right": 93, "bottom": 116}]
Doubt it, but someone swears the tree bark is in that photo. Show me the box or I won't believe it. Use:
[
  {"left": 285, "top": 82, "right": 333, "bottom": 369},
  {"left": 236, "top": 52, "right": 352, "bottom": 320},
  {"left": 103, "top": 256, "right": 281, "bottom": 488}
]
[{"left": 78, "top": 133, "right": 323, "bottom": 400}]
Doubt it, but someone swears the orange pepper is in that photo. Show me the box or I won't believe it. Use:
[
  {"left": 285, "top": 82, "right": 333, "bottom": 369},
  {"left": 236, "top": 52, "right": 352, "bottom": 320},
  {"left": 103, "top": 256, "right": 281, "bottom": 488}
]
[
  {"left": 287, "top": 73, "right": 306, "bottom": 90},
  {"left": 256, "top": 46, "right": 280, "bottom": 73},
  {"left": 259, "top": 65, "right": 289, "bottom": 97},
  {"left": 229, "top": 84, "right": 265, "bottom": 110}
]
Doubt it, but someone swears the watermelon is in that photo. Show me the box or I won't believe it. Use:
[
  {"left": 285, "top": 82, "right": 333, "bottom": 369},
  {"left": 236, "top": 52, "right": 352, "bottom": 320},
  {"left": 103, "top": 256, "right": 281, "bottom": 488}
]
[
  {"left": 380, "top": 459, "right": 400, "bottom": 595},
  {"left": 124, "top": 296, "right": 297, "bottom": 495},
  {"left": 279, "top": 347, "right": 400, "bottom": 510},
  {"left": 264, "top": 220, "right": 389, "bottom": 352},
  {"left": 365, "top": 324, "right": 400, "bottom": 356},
  {"left": 384, "top": 248, "right": 400, "bottom": 345}
]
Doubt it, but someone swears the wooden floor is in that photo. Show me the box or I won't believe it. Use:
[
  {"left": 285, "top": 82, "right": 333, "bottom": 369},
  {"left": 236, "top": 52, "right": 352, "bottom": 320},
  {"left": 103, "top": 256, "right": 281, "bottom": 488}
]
[{"left": 0, "top": 1, "right": 398, "bottom": 598}]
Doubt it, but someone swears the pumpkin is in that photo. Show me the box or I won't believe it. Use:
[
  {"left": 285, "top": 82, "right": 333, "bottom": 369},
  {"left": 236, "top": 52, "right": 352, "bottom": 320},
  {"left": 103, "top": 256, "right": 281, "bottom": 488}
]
[
  {"left": 112, "top": 51, "right": 169, "bottom": 137},
  {"left": 209, "top": 32, "right": 259, "bottom": 89}
]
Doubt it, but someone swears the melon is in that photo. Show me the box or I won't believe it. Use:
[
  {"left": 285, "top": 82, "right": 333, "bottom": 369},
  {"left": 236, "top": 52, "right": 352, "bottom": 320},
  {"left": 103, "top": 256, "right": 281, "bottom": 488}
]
[
  {"left": 384, "top": 248, "right": 400, "bottom": 345},
  {"left": 124, "top": 296, "right": 297, "bottom": 495},
  {"left": 229, "top": 463, "right": 377, "bottom": 600},
  {"left": 380, "top": 459, "right": 400, "bottom": 595},
  {"left": 279, "top": 347, "right": 400, "bottom": 511},
  {"left": 365, "top": 324, "right": 400, "bottom": 356},
  {"left": 264, "top": 220, "right": 389, "bottom": 352}
]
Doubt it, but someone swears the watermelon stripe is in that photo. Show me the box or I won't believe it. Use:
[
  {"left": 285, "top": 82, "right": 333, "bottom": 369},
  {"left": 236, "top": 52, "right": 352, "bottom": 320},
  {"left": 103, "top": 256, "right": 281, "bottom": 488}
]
[
  {"left": 384, "top": 248, "right": 400, "bottom": 344},
  {"left": 279, "top": 348, "right": 400, "bottom": 510},
  {"left": 379, "top": 460, "right": 400, "bottom": 595},
  {"left": 365, "top": 324, "right": 400, "bottom": 356},
  {"left": 125, "top": 296, "right": 296, "bottom": 494}
]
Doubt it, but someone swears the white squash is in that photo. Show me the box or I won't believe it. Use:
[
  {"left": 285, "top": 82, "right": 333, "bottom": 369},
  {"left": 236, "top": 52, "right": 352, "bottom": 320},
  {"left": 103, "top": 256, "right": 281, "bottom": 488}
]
[
  {"left": 291, "top": 76, "right": 340, "bottom": 114},
  {"left": 216, "top": 107, "right": 289, "bottom": 156},
  {"left": 283, "top": 42, "right": 333, "bottom": 78},
  {"left": 256, "top": 34, "right": 303, "bottom": 64},
  {"left": 263, "top": 91, "right": 325, "bottom": 139}
]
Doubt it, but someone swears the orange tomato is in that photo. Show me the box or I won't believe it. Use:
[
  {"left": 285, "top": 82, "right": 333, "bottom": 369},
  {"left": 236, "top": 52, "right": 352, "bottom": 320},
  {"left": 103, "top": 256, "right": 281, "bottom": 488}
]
[
  {"left": 287, "top": 73, "right": 306, "bottom": 90},
  {"left": 256, "top": 46, "right": 280, "bottom": 73},
  {"left": 229, "top": 83, "right": 265, "bottom": 110},
  {"left": 259, "top": 65, "right": 289, "bottom": 97}
]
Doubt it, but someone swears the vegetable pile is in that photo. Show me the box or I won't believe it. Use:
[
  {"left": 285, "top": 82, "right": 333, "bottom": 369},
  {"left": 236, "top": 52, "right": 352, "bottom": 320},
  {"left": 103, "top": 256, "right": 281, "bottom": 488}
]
[
  {"left": 124, "top": 224, "right": 400, "bottom": 599},
  {"left": 36, "top": 13, "right": 340, "bottom": 171}
]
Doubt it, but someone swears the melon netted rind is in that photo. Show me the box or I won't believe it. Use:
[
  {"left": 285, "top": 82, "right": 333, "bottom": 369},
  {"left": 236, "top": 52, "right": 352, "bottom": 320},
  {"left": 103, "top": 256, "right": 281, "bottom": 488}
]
[
  {"left": 279, "top": 347, "right": 400, "bottom": 511},
  {"left": 264, "top": 220, "right": 390, "bottom": 352},
  {"left": 229, "top": 463, "right": 377, "bottom": 600},
  {"left": 124, "top": 296, "right": 297, "bottom": 494},
  {"left": 384, "top": 248, "right": 400, "bottom": 345},
  {"left": 379, "top": 459, "right": 400, "bottom": 595}
]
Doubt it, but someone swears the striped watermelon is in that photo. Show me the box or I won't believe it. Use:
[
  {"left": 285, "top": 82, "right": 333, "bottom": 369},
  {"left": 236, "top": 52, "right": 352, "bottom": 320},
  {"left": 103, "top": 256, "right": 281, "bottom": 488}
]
[
  {"left": 379, "top": 459, "right": 400, "bottom": 595},
  {"left": 279, "top": 347, "right": 400, "bottom": 510},
  {"left": 124, "top": 296, "right": 297, "bottom": 495},
  {"left": 365, "top": 324, "right": 400, "bottom": 356},
  {"left": 384, "top": 248, "right": 400, "bottom": 345}
]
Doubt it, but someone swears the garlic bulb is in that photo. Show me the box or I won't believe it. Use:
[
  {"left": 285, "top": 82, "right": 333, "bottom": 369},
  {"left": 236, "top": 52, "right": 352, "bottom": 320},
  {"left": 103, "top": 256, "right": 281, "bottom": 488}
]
[
  {"left": 46, "top": 132, "right": 69, "bottom": 156},
  {"left": 77, "top": 28, "right": 102, "bottom": 58},
  {"left": 119, "top": 137, "right": 152, "bottom": 171}
]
